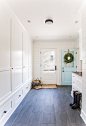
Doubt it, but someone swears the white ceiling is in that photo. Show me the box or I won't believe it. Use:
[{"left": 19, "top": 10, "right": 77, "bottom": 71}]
[{"left": 3, "top": 0, "right": 85, "bottom": 40}]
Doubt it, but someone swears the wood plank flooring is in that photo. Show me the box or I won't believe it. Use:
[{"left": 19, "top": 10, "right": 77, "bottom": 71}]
[{"left": 4, "top": 86, "right": 86, "bottom": 126}]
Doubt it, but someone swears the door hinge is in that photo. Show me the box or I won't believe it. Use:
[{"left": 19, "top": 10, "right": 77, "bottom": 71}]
[
  {"left": 76, "top": 52, "right": 77, "bottom": 54},
  {"left": 76, "top": 66, "right": 77, "bottom": 68}
]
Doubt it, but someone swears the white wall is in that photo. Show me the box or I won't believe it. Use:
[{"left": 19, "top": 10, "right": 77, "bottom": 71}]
[
  {"left": 0, "top": 1, "right": 33, "bottom": 126},
  {"left": 33, "top": 40, "right": 75, "bottom": 85},
  {"left": 74, "top": 38, "right": 80, "bottom": 72},
  {"left": 81, "top": 2, "right": 86, "bottom": 123},
  {"left": 75, "top": 38, "right": 79, "bottom": 49}
]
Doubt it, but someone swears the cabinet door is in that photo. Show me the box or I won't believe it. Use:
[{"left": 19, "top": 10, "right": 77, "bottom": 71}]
[
  {"left": 0, "top": 5, "right": 12, "bottom": 100},
  {"left": 29, "top": 40, "right": 32, "bottom": 79},
  {"left": 0, "top": 5, "right": 11, "bottom": 68},
  {"left": 14, "top": 21, "right": 22, "bottom": 89},
  {"left": 23, "top": 34, "right": 29, "bottom": 83}
]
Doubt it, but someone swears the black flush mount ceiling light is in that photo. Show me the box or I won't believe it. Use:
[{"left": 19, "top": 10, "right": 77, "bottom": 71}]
[{"left": 45, "top": 19, "right": 53, "bottom": 25}]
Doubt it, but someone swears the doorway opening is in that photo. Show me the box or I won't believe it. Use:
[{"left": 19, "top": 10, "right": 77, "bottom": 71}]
[{"left": 40, "top": 48, "right": 57, "bottom": 85}]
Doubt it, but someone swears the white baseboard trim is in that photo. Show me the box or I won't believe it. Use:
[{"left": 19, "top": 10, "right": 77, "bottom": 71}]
[
  {"left": 57, "top": 82, "right": 62, "bottom": 85},
  {"left": 80, "top": 109, "right": 86, "bottom": 124}
]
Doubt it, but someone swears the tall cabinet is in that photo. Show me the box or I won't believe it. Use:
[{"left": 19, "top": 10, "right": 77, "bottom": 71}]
[{"left": 0, "top": 3, "right": 33, "bottom": 126}]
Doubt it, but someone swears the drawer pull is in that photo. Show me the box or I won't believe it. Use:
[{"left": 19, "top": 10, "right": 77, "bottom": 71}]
[
  {"left": 19, "top": 95, "right": 21, "bottom": 97},
  {"left": 3, "top": 111, "right": 7, "bottom": 113},
  {"left": 1, "top": 111, "right": 7, "bottom": 118},
  {"left": 73, "top": 82, "right": 74, "bottom": 83},
  {"left": 26, "top": 87, "right": 28, "bottom": 89},
  {"left": 73, "top": 76, "right": 75, "bottom": 77}
]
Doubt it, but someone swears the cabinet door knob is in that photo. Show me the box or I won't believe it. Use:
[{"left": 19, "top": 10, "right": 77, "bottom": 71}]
[{"left": 3, "top": 111, "right": 7, "bottom": 113}]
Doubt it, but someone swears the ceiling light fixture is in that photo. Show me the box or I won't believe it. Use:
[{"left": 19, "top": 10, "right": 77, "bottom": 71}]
[{"left": 45, "top": 19, "right": 53, "bottom": 25}]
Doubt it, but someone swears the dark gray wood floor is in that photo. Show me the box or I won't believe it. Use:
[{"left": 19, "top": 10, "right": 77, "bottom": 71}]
[{"left": 4, "top": 86, "right": 86, "bottom": 126}]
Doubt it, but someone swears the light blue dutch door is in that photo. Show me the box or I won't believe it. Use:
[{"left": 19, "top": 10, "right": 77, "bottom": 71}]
[{"left": 62, "top": 49, "right": 76, "bottom": 85}]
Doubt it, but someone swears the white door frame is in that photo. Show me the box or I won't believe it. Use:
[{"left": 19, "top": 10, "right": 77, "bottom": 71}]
[{"left": 39, "top": 47, "right": 59, "bottom": 85}]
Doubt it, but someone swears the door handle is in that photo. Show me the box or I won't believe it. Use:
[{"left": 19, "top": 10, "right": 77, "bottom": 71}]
[
  {"left": 62, "top": 67, "right": 64, "bottom": 72},
  {"left": 55, "top": 66, "right": 57, "bottom": 70}
]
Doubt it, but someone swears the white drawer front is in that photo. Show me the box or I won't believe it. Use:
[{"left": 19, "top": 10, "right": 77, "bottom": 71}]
[
  {"left": 76, "top": 75, "right": 82, "bottom": 81},
  {"left": 72, "top": 83, "right": 77, "bottom": 91},
  {"left": 75, "top": 79, "right": 82, "bottom": 90},
  {"left": 28, "top": 80, "right": 32, "bottom": 90},
  {"left": 72, "top": 74, "right": 82, "bottom": 81},
  {"left": 23, "top": 82, "right": 29, "bottom": 96},
  {"left": 14, "top": 89, "right": 23, "bottom": 107},
  {"left": 72, "top": 77, "right": 75, "bottom": 83},
  {"left": 72, "top": 73, "right": 82, "bottom": 93},
  {"left": 72, "top": 83, "right": 82, "bottom": 93},
  {"left": 0, "top": 99, "right": 12, "bottom": 120}
]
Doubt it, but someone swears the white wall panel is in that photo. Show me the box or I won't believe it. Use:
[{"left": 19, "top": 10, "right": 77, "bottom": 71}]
[
  {"left": 29, "top": 39, "right": 33, "bottom": 66},
  {"left": 82, "top": 38, "right": 86, "bottom": 45},
  {"left": 22, "top": 34, "right": 29, "bottom": 83},
  {"left": 14, "top": 68, "right": 22, "bottom": 89},
  {"left": 0, "top": 70, "right": 11, "bottom": 99},
  {"left": 75, "top": 38, "right": 79, "bottom": 49},
  {"left": 23, "top": 34, "right": 28, "bottom": 66},
  {"left": 0, "top": 4, "right": 11, "bottom": 68},
  {"left": 81, "top": 2, "right": 86, "bottom": 123},
  {"left": 29, "top": 66, "right": 32, "bottom": 79},
  {"left": 14, "top": 21, "right": 22, "bottom": 67},
  {"left": 82, "top": 64, "right": 86, "bottom": 70},
  {"left": 23, "top": 67, "right": 29, "bottom": 83}
]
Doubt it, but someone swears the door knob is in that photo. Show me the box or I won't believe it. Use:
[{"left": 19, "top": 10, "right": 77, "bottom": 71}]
[{"left": 62, "top": 67, "right": 64, "bottom": 72}]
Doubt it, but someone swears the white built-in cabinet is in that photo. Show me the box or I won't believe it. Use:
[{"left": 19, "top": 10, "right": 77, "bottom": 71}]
[
  {"left": 0, "top": 3, "right": 32, "bottom": 126},
  {"left": 71, "top": 73, "right": 82, "bottom": 97}
]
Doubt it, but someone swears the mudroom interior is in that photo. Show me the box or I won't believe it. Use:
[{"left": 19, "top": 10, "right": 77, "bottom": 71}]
[{"left": 0, "top": 0, "right": 86, "bottom": 126}]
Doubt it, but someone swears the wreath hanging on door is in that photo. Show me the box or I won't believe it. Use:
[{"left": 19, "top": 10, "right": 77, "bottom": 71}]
[{"left": 64, "top": 50, "right": 74, "bottom": 63}]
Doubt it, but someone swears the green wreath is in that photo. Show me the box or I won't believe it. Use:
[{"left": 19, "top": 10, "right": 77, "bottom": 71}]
[{"left": 64, "top": 53, "right": 74, "bottom": 63}]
